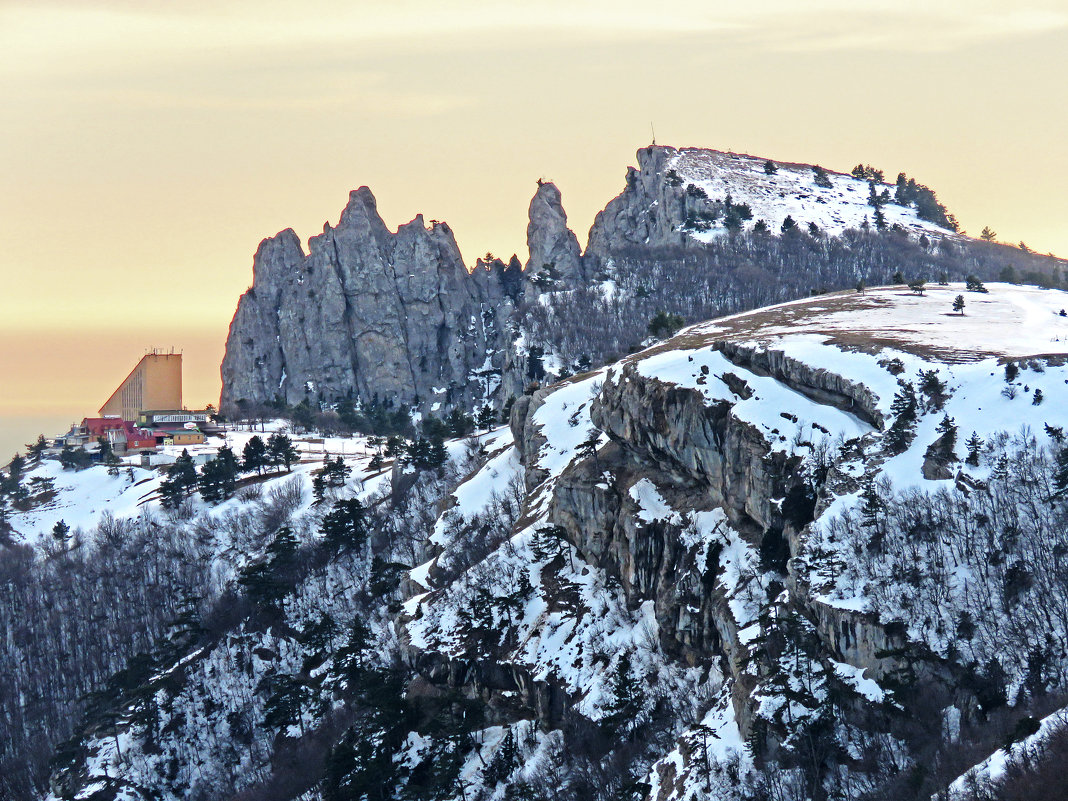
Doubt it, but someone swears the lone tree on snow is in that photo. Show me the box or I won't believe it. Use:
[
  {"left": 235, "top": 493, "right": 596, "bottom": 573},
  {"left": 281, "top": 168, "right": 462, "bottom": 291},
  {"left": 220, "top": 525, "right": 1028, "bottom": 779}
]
[{"left": 953, "top": 295, "right": 966, "bottom": 315}]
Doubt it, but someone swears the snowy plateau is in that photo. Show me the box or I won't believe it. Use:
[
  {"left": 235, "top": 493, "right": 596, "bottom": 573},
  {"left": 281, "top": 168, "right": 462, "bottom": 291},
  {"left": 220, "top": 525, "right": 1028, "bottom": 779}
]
[{"left": 5, "top": 280, "right": 1068, "bottom": 801}]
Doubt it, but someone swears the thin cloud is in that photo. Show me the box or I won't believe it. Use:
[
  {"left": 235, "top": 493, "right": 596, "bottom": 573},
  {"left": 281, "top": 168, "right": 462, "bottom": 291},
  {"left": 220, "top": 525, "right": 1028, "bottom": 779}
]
[
  {"left": 3, "top": 1, "right": 1065, "bottom": 79},
  {"left": 755, "top": 8, "right": 1068, "bottom": 53}
]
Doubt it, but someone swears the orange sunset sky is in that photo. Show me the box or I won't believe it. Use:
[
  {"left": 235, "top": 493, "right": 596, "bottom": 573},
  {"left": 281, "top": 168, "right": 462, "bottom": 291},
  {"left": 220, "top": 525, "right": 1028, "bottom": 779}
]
[{"left": 1, "top": 0, "right": 1067, "bottom": 456}]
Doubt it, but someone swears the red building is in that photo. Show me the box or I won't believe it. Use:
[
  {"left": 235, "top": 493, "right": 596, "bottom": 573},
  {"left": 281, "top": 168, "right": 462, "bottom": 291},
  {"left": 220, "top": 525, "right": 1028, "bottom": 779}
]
[
  {"left": 81, "top": 417, "right": 127, "bottom": 439},
  {"left": 79, "top": 417, "right": 157, "bottom": 454}
]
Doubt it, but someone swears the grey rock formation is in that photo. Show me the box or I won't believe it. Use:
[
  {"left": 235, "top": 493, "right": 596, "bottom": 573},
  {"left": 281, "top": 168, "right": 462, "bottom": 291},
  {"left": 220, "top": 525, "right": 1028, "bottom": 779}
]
[
  {"left": 524, "top": 181, "right": 584, "bottom": 288},
  {"left": 220, "top": 187, "right": 514, "bottom": 415},
  {"left": 585, "top": 145, "right": 692, "bottom": 262},
  {"left": 221, "top": 179, "right": 595, "bottom": 417},
  {"left": 505, "top": 351, "right": 953, "bottom": 758}
]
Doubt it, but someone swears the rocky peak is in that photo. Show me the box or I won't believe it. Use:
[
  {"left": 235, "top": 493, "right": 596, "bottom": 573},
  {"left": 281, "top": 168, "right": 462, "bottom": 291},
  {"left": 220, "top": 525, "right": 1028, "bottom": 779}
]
[
  {"left": 250, "top": 228, "right": 305, "bottom": 303},
  {"left": 524, "top": 180, "right": 584, "bottom": 288},
  {"left": 585, "top": 146, "right": 689, "bottom": 261},
  {"left": 220, "top": 188, "right": 513, "bottom": 415}
]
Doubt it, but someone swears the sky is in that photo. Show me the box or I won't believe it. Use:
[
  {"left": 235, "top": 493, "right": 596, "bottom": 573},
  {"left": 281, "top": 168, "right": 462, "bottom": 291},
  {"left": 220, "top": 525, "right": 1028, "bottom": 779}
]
[{"left": 1, "top": 0, "right": 1067, "bottom": 457}]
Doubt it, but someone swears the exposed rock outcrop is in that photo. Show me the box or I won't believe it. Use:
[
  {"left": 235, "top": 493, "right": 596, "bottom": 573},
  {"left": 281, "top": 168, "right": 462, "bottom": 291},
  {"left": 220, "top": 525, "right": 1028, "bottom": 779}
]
[
  {"left": 220, "top": 188, "right": 514, "bottom": 414},
  {"left": 586, "top": 145, "right": 691, "bottom": 261},
  {"left": 524, "top": 181, "right": 585, "bottom": 288}
]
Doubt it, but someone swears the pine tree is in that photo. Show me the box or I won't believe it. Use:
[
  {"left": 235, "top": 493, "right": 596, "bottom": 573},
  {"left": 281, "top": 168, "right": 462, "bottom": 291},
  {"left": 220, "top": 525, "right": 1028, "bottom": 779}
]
[
  {"left": 427, "top": 436, "right": 448, "bottom": 469},
  {"left": 198, "top": 458, "right": 230, "bottom": 503},
  {"left": 980, "top": 226, "right": 997, "bottom": 241},
  {"left": 25, "top": 434, "right": 47, "bottom": 462},
  {"left": 1052, "top": 446, "right": 1068, "bottom": 500},
  {"left": 445, "top": 408, "right": 474, "bottom": 438},
  {"left": 260, "top": 671, "right": 308, "bottom": 735},
  {"left": 267, "top": 432, "right": 300, "bottom": 472},
  {"left": 199, "top": 446, "right": 239, "bottom": 502},
  {"left": 59, "top": 444, "right": 91, "bottom": 470},
  {"left": 885, "top": 382, "right": 918, "bottom": 453},
  {"left": 937, "top": 414, "right": 958, "bottom": 458},
  {"left": 51, "top": 519, "right": 70, "bottom": 545},
  {"left": 238, "top": 526, "right": 299, "bottom": 610},
  {"left": 648, "top": 311, "right": 684, "bottom": 339},
  {"left": 602, "top": 651, "right": 642, "bottom": 737},
  {"left": 953, "top": 294, "right": 966, "bottom": 315},
  {"left": 918, "top": 370, "right": 949, "bottom": 412},
  {"left": 160, "top": 449, "right": 198, "bottom": 509},
  {"left": 764, "top": 160, "right": 777, "bottom": 175},
  {"left": 483, "top": 728, "right": 518, "bottom": 787},
  {"left": 312, "top": 456, "right": 351, "bottom": 502},
  {"left": 965, "top": 432, "right": 984, "bottom": 466},
  {"left": 578, "top": 431, "right": 602, "bottom": 466},
  {"left": 476, "top": 404, "right": 497, "bottom": 431},
  {"left": 320, "top": 497, "right": 368, "bottom": 553},
  {"left": 780, "top": 215, "right": 797, "bottom": 234},
  {"left": 530, "top": 526, "right": 565, "bottom": 562},
  {"left": 859, "top": 479, "right": 884, "bottom": 530},
  {"left": 243, "top": 435, "right": 268, "bottom": 474},
  {"left": 330, "top": 618, "right": 373, "bottom": 685},
  {"left": 172, "top": 448, "right": 197, "bottom": 486}
]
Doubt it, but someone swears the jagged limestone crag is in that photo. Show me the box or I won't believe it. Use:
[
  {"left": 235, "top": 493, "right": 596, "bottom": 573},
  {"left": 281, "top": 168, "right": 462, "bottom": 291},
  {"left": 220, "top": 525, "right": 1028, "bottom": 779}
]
[
  {"left": 221, "top": 180, "right": 593, "bottom": 416},
  {"left": 220, "top": 143, "right": 1066, "bottom": 421},
  {"left": 221, "top": 187, "right": 515, "bottom": 414},
  {"left": 504, "top": 348, "right": 960, "bottom": 759},
  {"left": 586, "top": 145, "right": 692, "bottom": 261},
  {"left": 524, "top": 180, "right": 586, "bottom": 288}
]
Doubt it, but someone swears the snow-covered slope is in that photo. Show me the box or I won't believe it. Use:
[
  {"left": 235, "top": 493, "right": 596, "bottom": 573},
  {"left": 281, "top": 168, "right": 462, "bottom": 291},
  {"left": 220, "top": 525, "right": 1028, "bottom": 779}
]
[
  {"left": 408, "top": 280, "right": 1068, "bottom": 800},
  {"left": 669, "top": 148, "right": 955, "bottom": 241},
  {"left": 11, "top": 282, "right": 1068, "bottom": 801},
  {"left": 586, "top": 144, "right": 962, "bottom": 259},
  {"left": 947, "top": 705, "right": 1068, "bottom": 798},
  {"left": 690, "top": 281, "right": 1068, "bottom": 359}
]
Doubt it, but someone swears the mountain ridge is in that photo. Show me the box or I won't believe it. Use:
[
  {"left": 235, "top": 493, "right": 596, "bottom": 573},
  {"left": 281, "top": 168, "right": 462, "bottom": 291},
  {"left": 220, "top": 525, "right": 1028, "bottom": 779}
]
[
  {"left": 219, "top": 144, "right": 1064, "bottom": 426},
  {"left": 5, "top": 282, "right": 1068, "bottom": 800}
]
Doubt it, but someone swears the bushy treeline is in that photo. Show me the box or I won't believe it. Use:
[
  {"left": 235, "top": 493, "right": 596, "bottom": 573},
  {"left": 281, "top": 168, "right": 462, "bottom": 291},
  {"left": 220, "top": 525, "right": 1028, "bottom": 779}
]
[
  {"left": 0, "top": 514, "right": 213, "bottom": 798},
  {"left": 816, "top": 430, "right": 1068, "bottom": 699},
  {"left": 520, "top": 230, "right": 1065, "bottom": 379},
  {"left": 13, "top": 437, "right": 500, "bottom": 800}
]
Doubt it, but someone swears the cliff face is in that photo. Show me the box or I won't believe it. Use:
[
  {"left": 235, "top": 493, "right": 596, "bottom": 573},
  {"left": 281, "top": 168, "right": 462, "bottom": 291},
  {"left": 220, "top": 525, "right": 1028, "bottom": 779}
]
[
  {"left": 34, "top": 285, "right": 1068, "bottom": 801},
  {"left": 219, "top": 144, "right": 1057, "bottom": 418},
  {"left": 220, "top": 179, "right": 592, "bottom": 415},
  {"left": 524, "top": 180, "right": 585, "bottom": 287},
  {"left": 585, "top": 145, "right": 691, "bottom": 260},
  {"left": 220, "top": 188, "right": 515, "bottom": 413},
  {"left": 406, "top": 284, "right": 1068, "bottom": 799}
]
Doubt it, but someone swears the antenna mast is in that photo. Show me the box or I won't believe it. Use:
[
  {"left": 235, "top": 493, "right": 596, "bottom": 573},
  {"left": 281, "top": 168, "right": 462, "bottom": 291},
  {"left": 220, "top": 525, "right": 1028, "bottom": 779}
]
[{"left": 650, "top": 122, "right": 656, "bottom": 146}]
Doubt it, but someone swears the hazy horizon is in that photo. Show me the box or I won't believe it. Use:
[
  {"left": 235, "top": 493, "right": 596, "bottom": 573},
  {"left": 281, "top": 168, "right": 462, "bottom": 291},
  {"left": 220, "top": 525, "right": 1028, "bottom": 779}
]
[{"left": 3, "top": 0, "right": 1068, "bottom": 460}]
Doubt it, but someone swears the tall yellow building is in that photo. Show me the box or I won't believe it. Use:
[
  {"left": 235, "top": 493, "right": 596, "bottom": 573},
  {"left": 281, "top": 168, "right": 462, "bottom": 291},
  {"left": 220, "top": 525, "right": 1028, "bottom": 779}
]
[{"left": 99, "top": 351, "right": 183, "bottom": 422}]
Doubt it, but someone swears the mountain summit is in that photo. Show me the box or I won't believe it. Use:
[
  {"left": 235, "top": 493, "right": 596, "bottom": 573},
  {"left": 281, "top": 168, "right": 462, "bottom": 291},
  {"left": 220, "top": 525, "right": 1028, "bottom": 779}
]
[{"left": 219, "top": 144, "right": 1059, "bottom": 424}]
